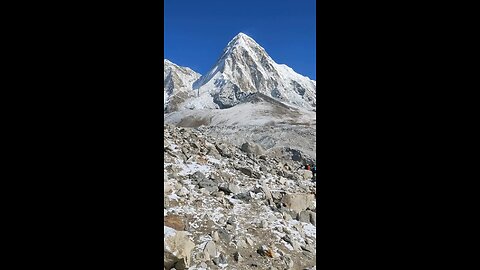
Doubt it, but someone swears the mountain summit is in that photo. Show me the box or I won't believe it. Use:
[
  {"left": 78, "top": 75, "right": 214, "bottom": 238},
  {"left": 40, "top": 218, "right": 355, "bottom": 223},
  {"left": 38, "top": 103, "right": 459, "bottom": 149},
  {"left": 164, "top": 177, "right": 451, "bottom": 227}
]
[{"left": 191, "top": 33, "right": 316, "bottom": 109}]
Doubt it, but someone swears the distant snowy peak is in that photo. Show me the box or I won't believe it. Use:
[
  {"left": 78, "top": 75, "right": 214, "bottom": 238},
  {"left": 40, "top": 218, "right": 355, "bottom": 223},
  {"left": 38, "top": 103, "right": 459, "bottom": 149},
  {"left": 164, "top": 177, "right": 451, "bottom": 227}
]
[
  {"left": 164, "top": 59, "right": 201, "bottom": 112},
  {"left": 193, "top": 33, "right": 316, "bottom": 110}
]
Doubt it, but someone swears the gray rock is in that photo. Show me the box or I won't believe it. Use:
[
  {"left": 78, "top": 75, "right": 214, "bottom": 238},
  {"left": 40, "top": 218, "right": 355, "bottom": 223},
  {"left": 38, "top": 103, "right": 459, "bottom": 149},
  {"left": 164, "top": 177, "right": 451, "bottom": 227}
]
[
  {"left": 217, "top": 229, "right": 232, "bottom": 243},
  {"left": 310, "top": 211, "right": 316, "bottom": 226},
  {"left": 298, "top": 210, "right": 311, "bottom": 223},
  {"left": 177, "top": 187, "right": 189, "bottom": 197},
  {"left": 191, "top": 171, "right": 206, "bottom": 181},
  {"left": 240, "top": 142, "right": 265, "bottom": 155},
  {"left": 281, "top": 193, "right": 315, "bottom": 214},
  {"left": 233, "top": 251, "right": 243, "bottom": 262},
  {"left": 282, "top": 235, "right": 301, "bottom": 251},
  {"left": 212, "top": 231, "right": 220, "bottom": 242},
  {"left": 218, "top": 183, "right": 241, "bottom": 195},
  {"left": 204, "top": 241, "right": 217, "bottom": 258},
  {"left": 232, "top": 192, "right": 252, "bottom": 202},
  {"left": 212, "top": 253, "right": 227, "bottom": 265}
]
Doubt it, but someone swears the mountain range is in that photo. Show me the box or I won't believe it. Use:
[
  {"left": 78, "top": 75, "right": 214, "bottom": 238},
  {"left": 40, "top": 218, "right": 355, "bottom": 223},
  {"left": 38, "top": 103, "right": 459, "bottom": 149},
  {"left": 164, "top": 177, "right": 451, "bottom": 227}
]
[{"left": 164, "top": 33, "right": 316, "bottom": 113}]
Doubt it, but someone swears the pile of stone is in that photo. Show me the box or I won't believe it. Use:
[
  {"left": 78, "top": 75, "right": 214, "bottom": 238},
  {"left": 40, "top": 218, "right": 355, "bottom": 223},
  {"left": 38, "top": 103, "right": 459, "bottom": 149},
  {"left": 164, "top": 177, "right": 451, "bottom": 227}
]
[{"left": 164, "top": 125, "right": 316, "bottom": 269}]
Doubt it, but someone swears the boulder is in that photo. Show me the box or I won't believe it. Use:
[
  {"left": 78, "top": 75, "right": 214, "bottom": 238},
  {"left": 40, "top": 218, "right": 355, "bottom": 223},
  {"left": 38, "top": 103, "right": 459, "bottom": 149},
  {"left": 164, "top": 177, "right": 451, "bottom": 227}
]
[
  {"left": 218, "top": 183, "right": 241, "bottom": 195},
  {"left": 302, "top": 170, "right": 313, "bottom": 180},
  {"left": 240, "top": 142, "right": 265, "bottom": 155},
  {"left": 164, "top": 215, "right": 186, "bottom": 231},
  {"left": 203, "top": 241, "right": 217, "bottom": 258},
  {"left": 164, "top": 226, "right": 195, "bottom": 270},
  {"left": 281, "top": 193, "right": 315, "bottom": 214}
]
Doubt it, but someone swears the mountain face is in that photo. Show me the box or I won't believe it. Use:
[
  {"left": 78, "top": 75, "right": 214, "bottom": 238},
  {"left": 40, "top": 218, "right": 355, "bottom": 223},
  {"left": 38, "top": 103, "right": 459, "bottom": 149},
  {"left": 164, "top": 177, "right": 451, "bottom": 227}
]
[
  {"left": 191, "top": 33, "right": 316, "bottom": 110},
  {"left": 164, "top": 33, "right": 316, "bottom": 112},
  {"left": 164, "top": 59, "right": 201, "bottom": 113}
]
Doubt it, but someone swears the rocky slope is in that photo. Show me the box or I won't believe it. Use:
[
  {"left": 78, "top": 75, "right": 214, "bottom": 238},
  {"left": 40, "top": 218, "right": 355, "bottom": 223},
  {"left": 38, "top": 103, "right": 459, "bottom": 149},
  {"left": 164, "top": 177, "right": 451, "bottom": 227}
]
[{"left": 164, "top": 125, "right": 317, "bottom": 270}]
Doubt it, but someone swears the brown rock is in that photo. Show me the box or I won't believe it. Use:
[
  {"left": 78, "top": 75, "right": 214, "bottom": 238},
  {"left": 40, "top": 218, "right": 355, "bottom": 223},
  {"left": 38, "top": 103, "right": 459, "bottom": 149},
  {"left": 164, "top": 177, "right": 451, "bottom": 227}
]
[{"left": 164, "top": 215, "right": 185, "bottom": 231}]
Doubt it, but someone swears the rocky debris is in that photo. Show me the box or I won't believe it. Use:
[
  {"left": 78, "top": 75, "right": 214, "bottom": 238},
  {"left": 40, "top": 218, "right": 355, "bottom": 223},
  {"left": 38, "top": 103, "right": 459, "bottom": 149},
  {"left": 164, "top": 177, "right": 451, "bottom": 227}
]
[{"left": 163, "top": 125, "right": 316, "bottom": 269}]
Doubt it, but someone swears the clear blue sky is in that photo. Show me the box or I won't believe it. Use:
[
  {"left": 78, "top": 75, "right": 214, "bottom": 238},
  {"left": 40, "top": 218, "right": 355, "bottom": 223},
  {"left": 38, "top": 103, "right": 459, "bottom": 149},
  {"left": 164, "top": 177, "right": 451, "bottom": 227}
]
[{"left": 164, "top": 0, "right": 316, "bottom": 80}]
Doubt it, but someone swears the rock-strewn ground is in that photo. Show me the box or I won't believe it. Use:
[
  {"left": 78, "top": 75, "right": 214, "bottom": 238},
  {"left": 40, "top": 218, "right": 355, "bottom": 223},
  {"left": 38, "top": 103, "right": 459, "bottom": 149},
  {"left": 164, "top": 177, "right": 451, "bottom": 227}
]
[{"left": 164, "top": 124, "right": 316, "bottom": 270}]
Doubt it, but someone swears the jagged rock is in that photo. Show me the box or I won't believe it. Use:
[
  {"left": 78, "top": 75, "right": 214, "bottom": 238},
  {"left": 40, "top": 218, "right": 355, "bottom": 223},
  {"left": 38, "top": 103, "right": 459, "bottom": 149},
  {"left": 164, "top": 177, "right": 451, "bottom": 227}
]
[
  {"left": 243, "top": 237, "right": 253, "bottom": 247},
  {"left": 177, "top": 187, "right": 189, "bottom": 197},
  {"left": 215, "top": 142, "right": 233, "bottom": 158},
  {"left": 233, "top": 251, "right": 243, "bottom": 262},
  {"left": 234, "top": 238, "right": 248, "bottom": 249},
  {"left": 212, "top": 253, "right": 227, "bottom": 266},
  {"left": 164, "top": 226, "right": 195, "bottom": 270},
  {"left": 298, "top": 210, "right": 311, "bottom": 223},
  {"left": 212, "top": 231, "right": 220, "bottom": 242},
  {"left": 282, "top": 235, "right": 301, "bottom": 251},
  {"left": 203, "top": 241, "right": 217, "bottom": 258}
]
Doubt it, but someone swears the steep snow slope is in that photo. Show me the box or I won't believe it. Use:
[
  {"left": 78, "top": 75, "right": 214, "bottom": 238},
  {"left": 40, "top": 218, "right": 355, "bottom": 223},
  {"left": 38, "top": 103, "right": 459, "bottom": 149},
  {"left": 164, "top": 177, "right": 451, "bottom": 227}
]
[
  {"left": 164, "top": 59, "right": 201, "bottom": 112},
  {"left": 192, "top": 33, "right": 316, "bottom": 110}
]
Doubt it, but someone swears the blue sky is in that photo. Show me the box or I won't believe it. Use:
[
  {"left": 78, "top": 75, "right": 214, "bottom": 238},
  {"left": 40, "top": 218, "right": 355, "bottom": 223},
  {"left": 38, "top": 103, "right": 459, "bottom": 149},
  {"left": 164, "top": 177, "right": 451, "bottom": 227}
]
[{"left": 164, "top": 0, "right": 316, "bottom": 80}]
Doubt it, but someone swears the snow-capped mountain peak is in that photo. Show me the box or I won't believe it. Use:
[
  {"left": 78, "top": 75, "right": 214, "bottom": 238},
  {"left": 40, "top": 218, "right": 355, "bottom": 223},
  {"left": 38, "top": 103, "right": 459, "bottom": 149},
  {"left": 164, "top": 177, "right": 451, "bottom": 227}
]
[{"left": 191, "top": 33, "right": 316, "bottom": 110}]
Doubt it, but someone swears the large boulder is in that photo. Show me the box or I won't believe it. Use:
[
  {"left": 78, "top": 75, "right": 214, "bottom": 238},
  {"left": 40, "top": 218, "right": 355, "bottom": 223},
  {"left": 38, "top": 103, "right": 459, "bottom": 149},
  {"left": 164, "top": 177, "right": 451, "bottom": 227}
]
[
  {"left": 281, "top": 193, "right": 315, "bottom": 214},
  {"left": 240, "top": 142, "right": 265, "bottom": 156},
  {"left": 302, "top": 170, "right": 313, "bottom": 180},
  {"left": 164, "top": 215, "right": 186, "bottom": 231},
  {"left": 164, "top": 226, "right": 195, "bottom": 270}
]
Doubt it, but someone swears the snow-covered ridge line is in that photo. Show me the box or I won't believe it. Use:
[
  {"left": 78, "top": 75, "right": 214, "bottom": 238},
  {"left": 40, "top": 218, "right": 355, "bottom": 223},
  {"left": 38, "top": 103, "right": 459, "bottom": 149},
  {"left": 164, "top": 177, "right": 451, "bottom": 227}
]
[{"left": 164, "top": 32, "right": 316, "bottom": 113}]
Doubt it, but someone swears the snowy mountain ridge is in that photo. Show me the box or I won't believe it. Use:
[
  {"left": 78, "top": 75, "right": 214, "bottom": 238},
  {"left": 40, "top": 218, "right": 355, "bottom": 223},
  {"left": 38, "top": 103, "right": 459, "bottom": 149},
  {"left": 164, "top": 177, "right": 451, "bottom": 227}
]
[
  {"left": 164, "top": 32, "right": 316, "bottom": 112},
  {"left": 164, "top": 59, "right": 201, "bottom": 113}
]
